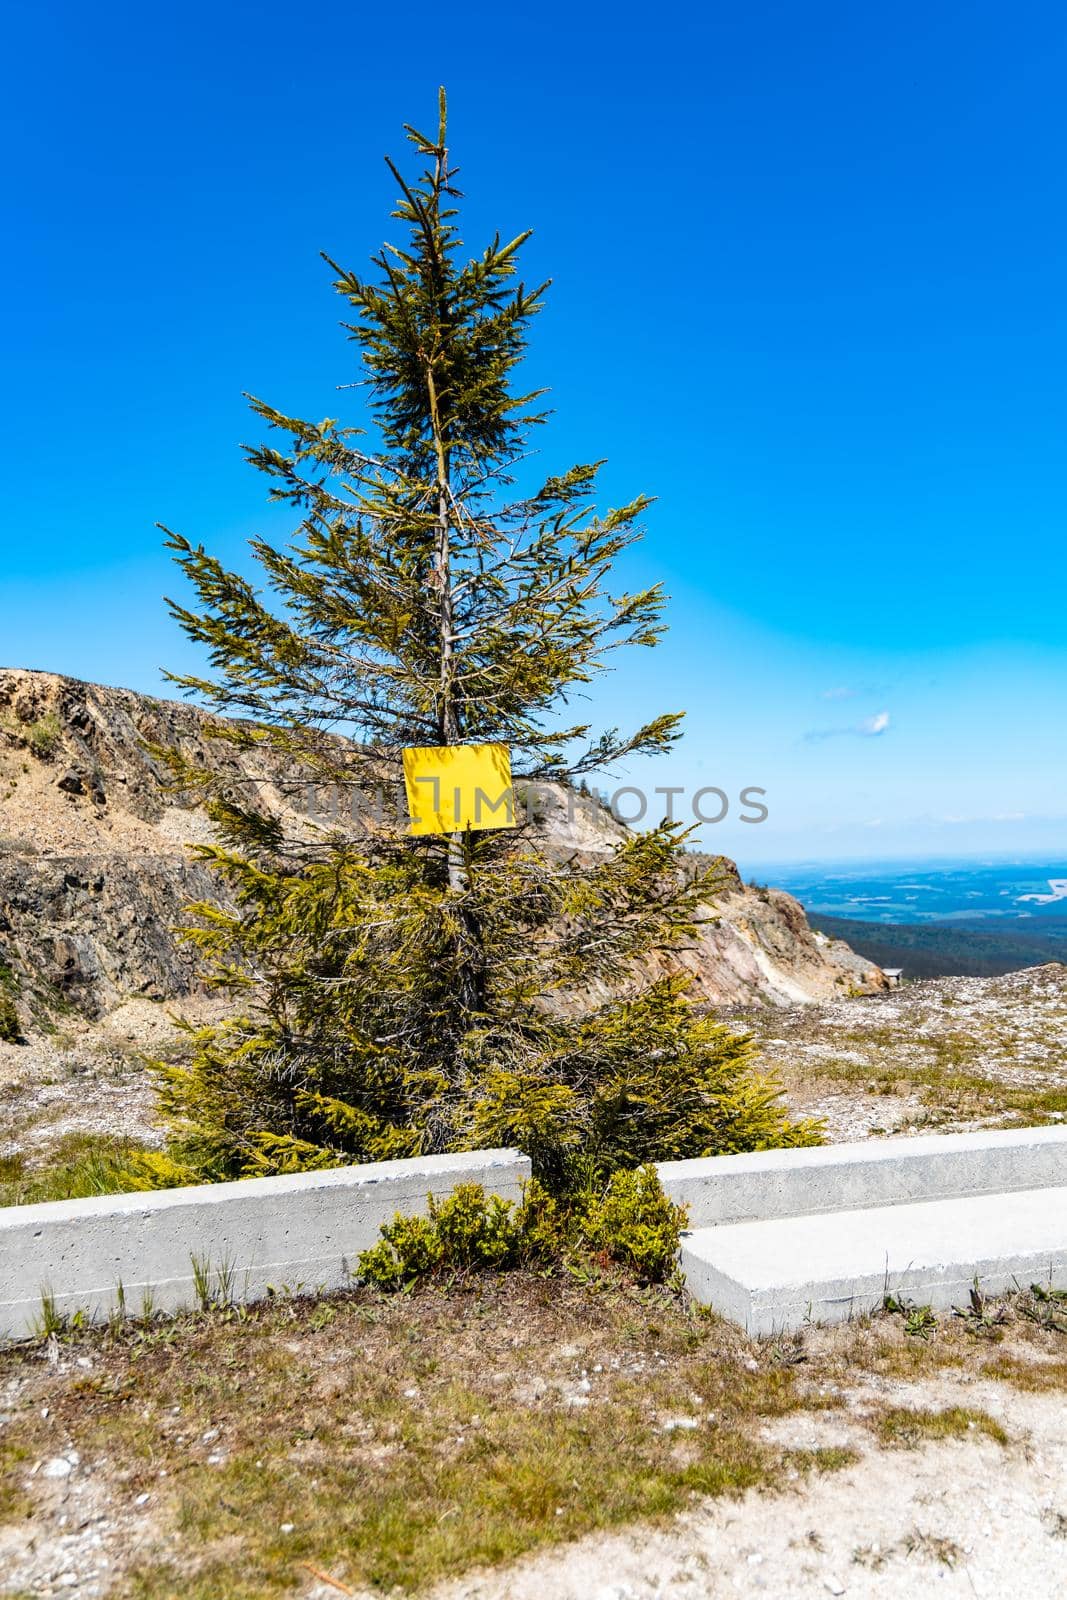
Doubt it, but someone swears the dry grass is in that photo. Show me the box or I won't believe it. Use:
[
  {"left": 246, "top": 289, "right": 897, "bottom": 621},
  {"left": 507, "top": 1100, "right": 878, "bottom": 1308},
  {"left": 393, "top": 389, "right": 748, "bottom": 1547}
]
[
  {"left": 869, "top": 1404, "right": 1010, "bottom": 1449},
  {"left": 854, "top": 1527, "right": 966, "bottom": 1570},
  {"left": 0, "top": 1274, "right": 845, "bottom": 1598},
  {"left": 979, "top": 1353, "right": 1067, "bottom": 1392},
  {"left": 1, "top": 1269, "right": 1063, "bottom": 1598}
]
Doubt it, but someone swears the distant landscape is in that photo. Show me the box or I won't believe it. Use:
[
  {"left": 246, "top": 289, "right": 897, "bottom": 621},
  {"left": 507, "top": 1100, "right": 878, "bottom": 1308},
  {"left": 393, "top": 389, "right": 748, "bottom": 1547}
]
[{"left": 753, "top": 859, "right": 1067, "bottom": 978}]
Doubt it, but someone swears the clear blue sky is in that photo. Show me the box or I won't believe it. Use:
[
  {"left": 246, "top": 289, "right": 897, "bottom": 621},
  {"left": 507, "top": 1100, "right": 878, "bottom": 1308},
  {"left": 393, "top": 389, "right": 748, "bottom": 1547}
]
[{"left": 2, "top": 1, "right": 1065, "bottom": 867}]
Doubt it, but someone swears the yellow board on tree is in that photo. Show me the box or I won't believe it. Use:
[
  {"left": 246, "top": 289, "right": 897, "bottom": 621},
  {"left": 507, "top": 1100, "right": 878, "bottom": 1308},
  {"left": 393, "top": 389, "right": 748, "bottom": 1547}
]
[{"left": 402, "top": 743, "right": 515, "bottom": 835}]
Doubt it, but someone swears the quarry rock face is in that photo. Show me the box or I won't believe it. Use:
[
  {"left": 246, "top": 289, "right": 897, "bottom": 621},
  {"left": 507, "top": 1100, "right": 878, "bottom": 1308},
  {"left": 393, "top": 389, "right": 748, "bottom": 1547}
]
[
  {"left": 0, "top": 852, "right": 223, "bottom": 1017},
  {"left": 0, "top": 668, "right": 885, "bottom": 1029}
]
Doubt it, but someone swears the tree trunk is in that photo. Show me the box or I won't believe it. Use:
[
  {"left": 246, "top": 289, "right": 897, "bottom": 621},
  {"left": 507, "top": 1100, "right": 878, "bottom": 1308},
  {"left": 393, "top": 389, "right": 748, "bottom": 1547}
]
[{"left": 428, "top": 370, "right": 485, "bottom": 1013}]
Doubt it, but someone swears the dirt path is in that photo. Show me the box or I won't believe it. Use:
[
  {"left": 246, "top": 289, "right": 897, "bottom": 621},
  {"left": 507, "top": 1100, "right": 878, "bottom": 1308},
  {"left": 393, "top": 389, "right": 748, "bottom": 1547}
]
[{"left": 428, "top": 1375, "right": 1066, "bottom": 1600}]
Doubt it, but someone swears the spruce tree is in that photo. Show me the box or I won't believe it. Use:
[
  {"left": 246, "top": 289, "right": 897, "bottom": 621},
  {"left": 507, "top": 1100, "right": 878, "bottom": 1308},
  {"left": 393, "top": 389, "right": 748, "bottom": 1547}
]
[{"left": 157, "top": 92, "right": 819, "bottom": 1188}]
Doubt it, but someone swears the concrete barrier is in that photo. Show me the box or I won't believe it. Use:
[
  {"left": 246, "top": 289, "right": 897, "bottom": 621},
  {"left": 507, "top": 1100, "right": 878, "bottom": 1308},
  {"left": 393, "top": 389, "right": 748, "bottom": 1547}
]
[
  {"left": 657, "top": 1124, "right": 1067, "bottom": 1227},
  {"left": 0, "top": 1148, "right": 531, "bottom": 1340},
  {"left": 680, "top": 1185, "right": 1067, "bottom": 1335}
]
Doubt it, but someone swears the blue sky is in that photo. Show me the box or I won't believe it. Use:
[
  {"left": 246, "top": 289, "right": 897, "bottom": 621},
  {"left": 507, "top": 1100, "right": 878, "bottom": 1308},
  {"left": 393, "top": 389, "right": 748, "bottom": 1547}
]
[{"left": 2, "top": 1, "right": 1065, "bottom": 867}]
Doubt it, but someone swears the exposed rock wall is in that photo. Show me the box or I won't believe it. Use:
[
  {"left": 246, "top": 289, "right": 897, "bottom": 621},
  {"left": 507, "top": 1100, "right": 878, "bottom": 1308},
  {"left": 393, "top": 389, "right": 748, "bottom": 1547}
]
[{"left": 0, "top": 853, "right": 222, "bottom": 1019}]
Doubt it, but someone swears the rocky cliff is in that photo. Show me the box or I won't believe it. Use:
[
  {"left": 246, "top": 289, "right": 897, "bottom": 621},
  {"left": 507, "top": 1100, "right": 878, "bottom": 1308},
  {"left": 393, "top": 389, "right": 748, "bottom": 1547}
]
[{"left": 0, "top": 668, "right": 884, "bottom": 1032}]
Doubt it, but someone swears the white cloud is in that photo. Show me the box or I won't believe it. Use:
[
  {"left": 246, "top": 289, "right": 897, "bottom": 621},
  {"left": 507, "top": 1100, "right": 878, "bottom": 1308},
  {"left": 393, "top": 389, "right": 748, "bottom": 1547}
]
[
  {"left": 940, "top": 811, "right": 1027, "bottom": 826},
  {"left": 859, "top": 710, "right": 890, "bottom": 736},
  {"left": 804, "top": 708, "right": 892, "bottom": 743}
]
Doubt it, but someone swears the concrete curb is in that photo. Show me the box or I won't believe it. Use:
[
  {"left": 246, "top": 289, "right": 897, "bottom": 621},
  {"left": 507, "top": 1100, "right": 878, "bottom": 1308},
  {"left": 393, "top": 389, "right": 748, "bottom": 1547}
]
[
  {"left": 0, "top": 1148, "right": 531, "bottom": 1340},
  {"left": 680, "top": 1184, "right": 1067, "bottom": 1335},
  {"left": 657, "top": 1125, "right": 1067, "bottom": 1227}
]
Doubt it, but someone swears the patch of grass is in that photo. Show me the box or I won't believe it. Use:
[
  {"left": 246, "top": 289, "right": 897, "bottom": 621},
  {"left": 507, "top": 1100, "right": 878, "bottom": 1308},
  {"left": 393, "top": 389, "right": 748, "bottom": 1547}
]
[
  {"left": 928, "top": 1076, "right": 1067, "bottom": 1126},
  {"left": 746, "top": 978, "right": 1067, "bottom": 1134},
  {"left": 143, "top": 1395, "right": 765, "bottom": 1596},
  {"left": 0, "top": 1150, "right": 27, "bottom": 1186},
  {"left": 1, "top": 709, "right": 61, "bottom": 764},
  {"left": 814, "top": 1287, "right": 1067, "bottom": 1390},
  {"left": 980, "top": 1354, "right": 1067, "bottom": 1392},
  {"left": 792, "top": 1048, "right": 1067, "bottom": 1128},
  {"left": 0, "top": 1132, "right": 159, "bottom": 1207},
  {"left": 783, "top": 1445, "right": 859, "bottom": 1475},
  {"left": 871, "top": 1404, "right": 1009, "bottom": 1450},
  {"left": 25, "top": 712, "right": 62, "bottom": 759},
  {"left": 825, "top": 1325, "right": 964, "bottom": 1382}
]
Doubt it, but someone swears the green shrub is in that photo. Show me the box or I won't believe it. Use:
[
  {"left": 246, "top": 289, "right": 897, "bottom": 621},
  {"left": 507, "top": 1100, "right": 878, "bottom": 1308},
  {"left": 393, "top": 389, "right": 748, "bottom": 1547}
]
[
  {"left": 429, "top": 1183, "right": 520, "bottom": 1270},
  {"left": 0, "top": 989, "right": 21, "bottom": 1044},
  {"left": 26, "top": 714, "right": 61, "bottom": 760},
  {"left": 359, "top": 1183, "right": 536, "bottom": 1289},
  {"left": 357, "top": 1212, "right": 446, "bottom": 1290},
  {"left": 580, "top": 1164, "right": 687, "bottom": 1283},
  {"left": 357, "top": 1169, "right": 686, "bottom": 1291},
  {"left": 514, "top": 1176, "right": 568, "bottom": 1261}
]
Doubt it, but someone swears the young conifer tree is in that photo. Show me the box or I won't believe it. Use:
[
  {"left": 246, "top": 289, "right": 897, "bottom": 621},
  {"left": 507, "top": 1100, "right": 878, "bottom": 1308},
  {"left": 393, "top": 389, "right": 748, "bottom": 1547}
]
[{"left": 157, "top": 92, "right": 818, "bottom": 1189}]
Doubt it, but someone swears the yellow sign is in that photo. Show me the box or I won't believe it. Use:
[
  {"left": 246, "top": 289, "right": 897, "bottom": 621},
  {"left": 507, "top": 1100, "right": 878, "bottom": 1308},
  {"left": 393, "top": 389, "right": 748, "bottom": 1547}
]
[{"left": 402, "top": 743, "right": 515, "bottom": 836}]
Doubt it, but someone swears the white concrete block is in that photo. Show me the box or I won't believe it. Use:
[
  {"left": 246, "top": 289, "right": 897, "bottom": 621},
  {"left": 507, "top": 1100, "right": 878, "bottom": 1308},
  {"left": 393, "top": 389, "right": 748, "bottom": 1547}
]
[
  {"left": 657, "top": 1124, "right": 1067, "bottom": 1227},
  {"left": 680, "top": 1185, "right": 1067, "bottom": 1335},
  {"left": 0, "top": 1148, "right": 530, "bottom": 1340}
]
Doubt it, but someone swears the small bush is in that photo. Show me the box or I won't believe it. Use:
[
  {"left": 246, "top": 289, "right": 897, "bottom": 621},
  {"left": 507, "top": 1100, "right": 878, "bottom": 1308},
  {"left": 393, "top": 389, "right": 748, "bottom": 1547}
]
[
  {"left": 357, "top": 1212, "right": 446, "bottom": 1290},
  {"left": 357, "top": 1169, "right": 686, "bottom": 1291},
  {"left": 580, "top": 1164, "right": 687, "bottom": 1283},
  {"left": 0, "top": 989, "right": 21, "bottom": 1044},
  {"left": 429, "top": 1183, "right": 520, "bottom": 1270},
  {"left": 26, "top": 713, "right": 61, "bottom": 760},
  {"left": 358, "top": 1183, "right": 554, "bottom": 1289},
  {"left": 514, "top": 1176, "right": 568, "bottom": 1261}
]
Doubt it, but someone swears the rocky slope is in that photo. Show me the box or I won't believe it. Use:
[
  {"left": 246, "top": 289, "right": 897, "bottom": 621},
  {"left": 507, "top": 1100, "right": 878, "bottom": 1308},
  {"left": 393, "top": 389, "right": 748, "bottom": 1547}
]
[
  {"left": 0, "top": 668, "right": 885, "bottom": 1034},
  {"left": 729, "top": 961, "right": 1067, "bottom": 1142}
]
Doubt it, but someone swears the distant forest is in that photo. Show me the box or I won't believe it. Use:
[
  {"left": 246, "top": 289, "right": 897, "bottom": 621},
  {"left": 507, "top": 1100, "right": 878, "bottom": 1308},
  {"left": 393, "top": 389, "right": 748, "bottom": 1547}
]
[{"left": 809, "top": 914, "right": 1067, "bottom": 979}]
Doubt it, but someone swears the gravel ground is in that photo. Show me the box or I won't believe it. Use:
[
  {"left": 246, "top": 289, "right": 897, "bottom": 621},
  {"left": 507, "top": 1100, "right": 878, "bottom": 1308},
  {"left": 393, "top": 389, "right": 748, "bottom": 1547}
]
[
  {"left": 732, "top": 964, "right": 1067, "bottom": 1142},
  {"left": 0, "top": 997, "right": 231, "bottom": 1171}
]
